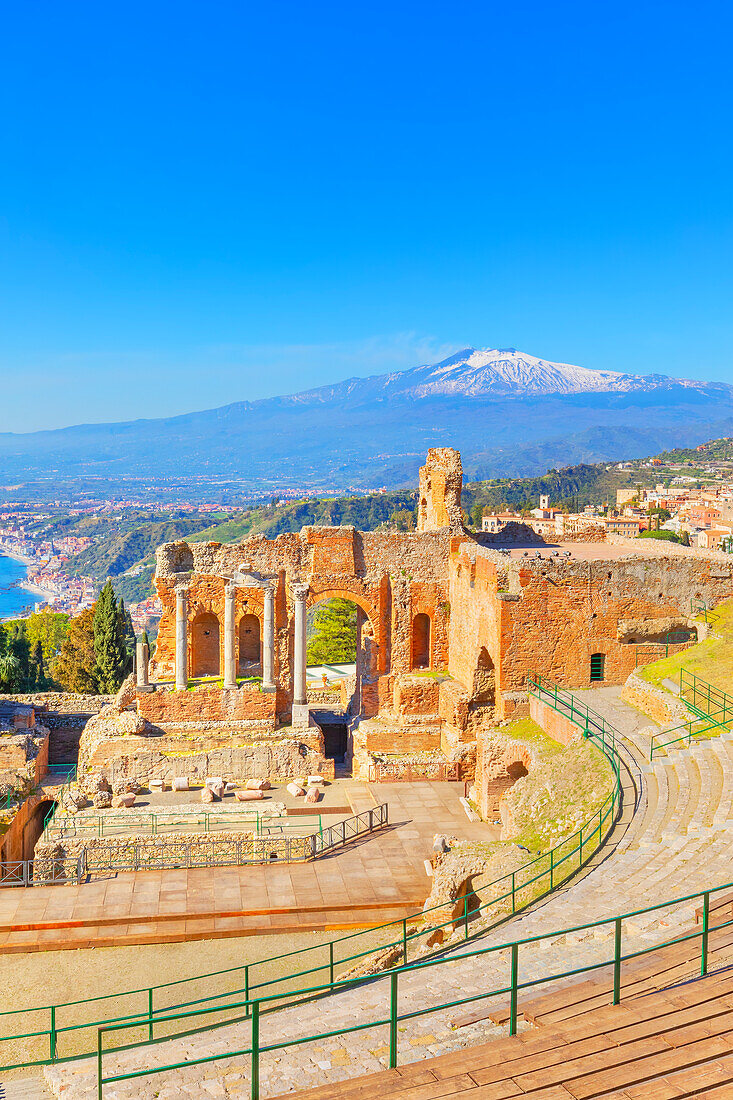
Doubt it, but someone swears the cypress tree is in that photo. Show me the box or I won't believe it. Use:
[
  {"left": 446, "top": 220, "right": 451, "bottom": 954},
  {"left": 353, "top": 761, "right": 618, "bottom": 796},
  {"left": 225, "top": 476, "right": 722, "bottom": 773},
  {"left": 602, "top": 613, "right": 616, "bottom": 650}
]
[
  {"left": 93, "top": 581, "right": 127, "bottom": 693},
  {"left": 118, "top": 598, "right": 136, "bottom": 677},
  {"left": 29, "top": 639, "right": 45, "bottom": 690}
]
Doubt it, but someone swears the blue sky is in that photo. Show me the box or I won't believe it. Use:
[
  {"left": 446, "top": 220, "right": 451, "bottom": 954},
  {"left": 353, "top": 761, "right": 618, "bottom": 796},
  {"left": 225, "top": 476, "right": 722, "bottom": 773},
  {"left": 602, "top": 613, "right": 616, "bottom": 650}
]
[{"left": 1, "top": 0, "right": 733, "bottom": 430}]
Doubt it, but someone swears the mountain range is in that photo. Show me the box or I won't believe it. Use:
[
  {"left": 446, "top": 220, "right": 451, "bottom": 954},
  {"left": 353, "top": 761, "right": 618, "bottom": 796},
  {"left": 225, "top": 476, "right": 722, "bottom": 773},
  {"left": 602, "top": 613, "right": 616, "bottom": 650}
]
[{"left": 2, "top": 348, "right": 733, "bottom": 494}]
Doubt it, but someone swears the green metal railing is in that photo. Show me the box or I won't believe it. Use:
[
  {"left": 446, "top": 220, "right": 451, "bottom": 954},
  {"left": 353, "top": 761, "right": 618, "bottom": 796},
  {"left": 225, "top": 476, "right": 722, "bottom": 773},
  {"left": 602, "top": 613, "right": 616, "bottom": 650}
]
[
  {"left": 680, "top": 667, "right": 733, "bottom": 723},
  {"left": 92, "top": 879, "right": 733, "bottom": 1099},
  {"left": 0, "top": 677, "right": 623, "bottom": 1073},
  {"left": 649, "top": 669, "right": 733, "bottom": 760},
  {"left": 690, "top": 597, "right": 721, "bottom": 626}
]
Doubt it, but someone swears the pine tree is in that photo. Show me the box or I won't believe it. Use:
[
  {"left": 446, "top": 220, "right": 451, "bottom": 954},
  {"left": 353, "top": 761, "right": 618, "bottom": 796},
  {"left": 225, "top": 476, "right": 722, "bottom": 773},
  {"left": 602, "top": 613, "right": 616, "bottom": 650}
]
[
  {"left": 51, "top": 606, "right": 100, "bottom": 693},
  {"left": 93, "top": 581, "right": 127, "bottom": 693},
  {"left": 307, "top": 599, "right": 357, "bottom": 664}
]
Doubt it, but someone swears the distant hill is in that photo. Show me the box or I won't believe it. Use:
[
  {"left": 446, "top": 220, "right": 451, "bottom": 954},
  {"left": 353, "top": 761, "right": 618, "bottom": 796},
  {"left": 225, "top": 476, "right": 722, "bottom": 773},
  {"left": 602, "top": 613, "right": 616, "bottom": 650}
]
[{"left": 1, "top": 348, "right": 732, "bottom": 493}]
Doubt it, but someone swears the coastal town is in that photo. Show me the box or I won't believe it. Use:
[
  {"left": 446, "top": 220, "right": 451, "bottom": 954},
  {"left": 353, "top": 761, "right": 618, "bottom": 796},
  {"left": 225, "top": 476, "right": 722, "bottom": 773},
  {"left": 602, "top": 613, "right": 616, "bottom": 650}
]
[
  {"left": 0, "top": 513, "right": 159, "bottom": 629},
  {"left": 481, "top": 443, "right": 733, "bottom": 550}
]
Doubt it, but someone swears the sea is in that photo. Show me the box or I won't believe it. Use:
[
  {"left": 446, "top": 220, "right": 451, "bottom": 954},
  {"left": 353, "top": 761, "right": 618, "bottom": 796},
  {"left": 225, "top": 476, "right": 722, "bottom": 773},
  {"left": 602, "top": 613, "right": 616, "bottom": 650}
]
[{"left": 0, "top": 553, "right": 37, "bottom": 621}]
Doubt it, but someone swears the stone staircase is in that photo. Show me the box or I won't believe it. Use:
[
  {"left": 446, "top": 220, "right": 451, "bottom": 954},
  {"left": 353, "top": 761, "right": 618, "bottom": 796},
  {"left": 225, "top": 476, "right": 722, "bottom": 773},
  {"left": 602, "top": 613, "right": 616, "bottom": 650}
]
[{"left": 41, "top": 686, "right": 733, "bottom": 1099}]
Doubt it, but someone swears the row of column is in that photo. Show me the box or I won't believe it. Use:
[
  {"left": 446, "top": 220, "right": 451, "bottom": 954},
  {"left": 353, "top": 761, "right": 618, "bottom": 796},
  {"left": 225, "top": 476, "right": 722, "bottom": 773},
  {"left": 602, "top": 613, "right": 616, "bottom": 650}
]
[{"left": 174, "top": 584, "right": 277, "bottom": 692}]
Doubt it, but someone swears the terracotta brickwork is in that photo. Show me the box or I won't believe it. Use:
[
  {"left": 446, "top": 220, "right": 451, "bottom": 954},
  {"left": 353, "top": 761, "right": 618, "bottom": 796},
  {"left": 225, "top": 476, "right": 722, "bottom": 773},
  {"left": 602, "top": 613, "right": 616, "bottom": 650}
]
[{"left": 137, "top": 685, "right": 278, "bottom": 728}]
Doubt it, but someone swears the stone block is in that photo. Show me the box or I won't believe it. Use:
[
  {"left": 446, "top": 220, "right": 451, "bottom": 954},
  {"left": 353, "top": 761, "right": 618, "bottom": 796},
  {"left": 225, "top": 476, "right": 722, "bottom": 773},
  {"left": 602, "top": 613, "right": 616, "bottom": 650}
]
[
  {"left": 305, "top": 787, "right": 322, "bottom": 803},
  {"left": 172, "top": 777, "right": 189, "bottom": 791},
  {"left": 112, "top": 793, "right": 136, "bottom": 809},
  {"left": 201, "top": 786, "right": 217, "bottom": 803},
  {"left": 307, "top": 775, "right": 324, "bottom": 786},
  {"left": 246, "top": 778, "right": 270, "bottom": 790},
  {"left": 286, "top": 782, "right": 305, "bottom": 797},
  {"left": 235, "top": 789, "right": 265, "bottom": 801}
]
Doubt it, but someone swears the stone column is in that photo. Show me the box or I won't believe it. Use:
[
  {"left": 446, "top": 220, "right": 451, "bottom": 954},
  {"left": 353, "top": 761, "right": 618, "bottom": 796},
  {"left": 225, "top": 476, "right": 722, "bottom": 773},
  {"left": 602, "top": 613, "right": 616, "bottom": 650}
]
[
  {"left": 223, "top": 582, "right": 237, "bottom": 689},
  {"left": 136, "top": 638, "right": 150, "bottom": 688},
  {"left": 292, "top": 583, "right": 309, "bottom": 707},
  {"left": 175, "top": 588, "right": 188, "bottom": 692},
  {"left": 262, "top": 585, "right": 276, "bottom": 690}
]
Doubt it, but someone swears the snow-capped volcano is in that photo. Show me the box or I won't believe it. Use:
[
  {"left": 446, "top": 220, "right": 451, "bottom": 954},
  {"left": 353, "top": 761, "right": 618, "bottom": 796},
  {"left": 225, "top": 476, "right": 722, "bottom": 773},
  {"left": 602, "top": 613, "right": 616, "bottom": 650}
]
[
  {"left": 378, "top": 347, "right": 706, "bottom": 399},
  {"left": 286, "top": 346, "right": 724, "bottom": 406}
]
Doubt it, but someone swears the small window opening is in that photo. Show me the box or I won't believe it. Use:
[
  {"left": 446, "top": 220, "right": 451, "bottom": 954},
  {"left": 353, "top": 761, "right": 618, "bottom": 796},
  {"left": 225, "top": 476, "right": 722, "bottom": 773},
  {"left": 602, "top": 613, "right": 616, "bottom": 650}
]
[{"left": 590, "top": 653, "right": 605, "bottom": 681}]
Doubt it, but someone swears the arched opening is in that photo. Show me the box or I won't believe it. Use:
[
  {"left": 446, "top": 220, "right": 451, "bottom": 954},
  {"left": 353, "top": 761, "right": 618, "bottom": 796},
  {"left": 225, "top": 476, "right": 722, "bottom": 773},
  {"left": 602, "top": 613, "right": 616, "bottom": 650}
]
[
  {"left": 306, "top": 596, "right": 364, "bottom": 761},
  {"left": 471, "top": 646, "right": 495, "bottom": 705},
  {"left": 411, "top": 613, "right": 431, "bottom": 669},
  {"left": 590, "top": 652, "right": 605, "bottom": 682},
  {"left": 191, "top": 611, "right": 220, "bottom": 677},
  {"left": 238, "top": 613, "right": 261, "bottom": 671}
]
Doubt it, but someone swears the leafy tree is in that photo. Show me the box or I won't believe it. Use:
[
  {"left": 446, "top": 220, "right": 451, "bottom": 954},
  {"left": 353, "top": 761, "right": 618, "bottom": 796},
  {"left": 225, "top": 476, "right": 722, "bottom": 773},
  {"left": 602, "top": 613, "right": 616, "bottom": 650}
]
[
  {"left": 23, "top": 612, "right": 70, "bottom": 665},
  {"left": 51, "top": 607, "right": 99, "bottom": 693},
  {"left": 307, "top": 599, "right": 358, "bottom": 664},
  {"left": 638, "top": 529, "right": 680, "bottom": 543},
  {"left": 390, "top": 508, "right": 415, "bottom": 531},
  {"left": 680, "top": 530, "right": 691, "bottom": 547},
  {"left": 93, "top": 581, "right": 128, "bottom": 693}
]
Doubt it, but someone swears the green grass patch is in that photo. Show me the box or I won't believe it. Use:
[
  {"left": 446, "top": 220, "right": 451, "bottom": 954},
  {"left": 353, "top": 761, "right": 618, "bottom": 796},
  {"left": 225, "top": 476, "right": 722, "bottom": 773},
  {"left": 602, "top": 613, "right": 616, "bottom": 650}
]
[{"left": 501, "top": 716, "right": 563, "bottom": 756}]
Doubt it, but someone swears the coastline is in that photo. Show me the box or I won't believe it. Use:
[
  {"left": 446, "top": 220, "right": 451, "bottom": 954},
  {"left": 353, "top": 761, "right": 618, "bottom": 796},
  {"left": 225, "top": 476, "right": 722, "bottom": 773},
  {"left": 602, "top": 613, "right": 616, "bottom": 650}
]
[
  {"left": 19, "top": 580, "right": 56, "bottom": 602},
  {"left": 0, "top": 547, "right": 35, "bottom": 567},
  {"left": 0, "top": 550, "right": 56, "bottom": 619}
]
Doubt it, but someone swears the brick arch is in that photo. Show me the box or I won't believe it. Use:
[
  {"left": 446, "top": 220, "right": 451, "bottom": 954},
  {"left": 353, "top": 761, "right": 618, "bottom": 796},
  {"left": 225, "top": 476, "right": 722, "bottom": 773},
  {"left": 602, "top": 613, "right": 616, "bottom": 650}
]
[
  {"left": 306, "top": 585, "right": 384, "bottom": 675},
  {"left": 306, "top": 587, "right": 379, "bottom": 631}
]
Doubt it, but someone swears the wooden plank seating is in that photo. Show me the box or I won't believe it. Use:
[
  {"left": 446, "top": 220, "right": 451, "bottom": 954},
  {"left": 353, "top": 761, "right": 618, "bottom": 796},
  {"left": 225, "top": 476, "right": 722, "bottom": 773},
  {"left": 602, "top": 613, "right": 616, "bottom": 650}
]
[{"left": 278, "top": 929, "right": 733, "bottom": 1099}]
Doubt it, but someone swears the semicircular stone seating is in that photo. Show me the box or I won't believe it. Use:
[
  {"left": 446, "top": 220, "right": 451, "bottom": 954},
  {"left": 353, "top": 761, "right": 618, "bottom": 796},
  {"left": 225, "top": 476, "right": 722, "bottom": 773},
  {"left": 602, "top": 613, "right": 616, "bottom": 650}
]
[{"left": 44, "top": 685, "right": 733, "bottom": 1100}]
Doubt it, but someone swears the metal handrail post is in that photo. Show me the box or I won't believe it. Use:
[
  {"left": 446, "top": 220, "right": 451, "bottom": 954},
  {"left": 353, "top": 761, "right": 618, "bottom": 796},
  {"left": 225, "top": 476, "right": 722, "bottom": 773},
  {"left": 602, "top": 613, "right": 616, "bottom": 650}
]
[
  {"left": 251, "top": 1001, "right": 260, "bottom": 1100},
  {"left": 509, "top": 942, "right": 519, "bottom": 1036},
  {"left": 613, "top": 917, "right": 622, "bottom": 1004},
  {"left": 389, "top": 971, "right": 398, "bottom": 1069},
  {"left": 148, "top": 988, "right": 153, "bottom": 1041},
  {"left": 701, "top": 891, "right": 710, "bottom": 977},
  {"left": 50, "top": 1004, "right": 56, "bottom": 1061}
]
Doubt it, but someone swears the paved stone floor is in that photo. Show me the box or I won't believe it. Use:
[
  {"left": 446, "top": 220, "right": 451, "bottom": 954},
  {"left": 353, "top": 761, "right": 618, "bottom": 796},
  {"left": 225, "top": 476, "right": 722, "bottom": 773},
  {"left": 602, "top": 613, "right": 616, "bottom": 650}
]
[{"left": 0, "top": 783, "right": 494, "bottom": 952}]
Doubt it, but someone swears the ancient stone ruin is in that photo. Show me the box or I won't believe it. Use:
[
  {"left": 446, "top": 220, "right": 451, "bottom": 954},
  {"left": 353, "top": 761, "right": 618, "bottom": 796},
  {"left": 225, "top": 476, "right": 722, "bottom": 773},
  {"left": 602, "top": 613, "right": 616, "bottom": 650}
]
[{"left": 72, "top": 447, "right": 733, "bottom": 793}]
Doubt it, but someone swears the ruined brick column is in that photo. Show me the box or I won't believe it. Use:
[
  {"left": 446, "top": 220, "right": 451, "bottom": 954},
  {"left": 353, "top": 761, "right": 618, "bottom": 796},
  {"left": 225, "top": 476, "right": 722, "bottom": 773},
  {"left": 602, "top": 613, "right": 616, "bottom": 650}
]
[
  {"left": 293, "top": 583, "right": 309, "bottom": 707},
  {"left": 262, "top": 585, "right": 276, "bottom": 690},
  {"left": 223, "top": 582, "right": 237, "bottom": 689},
  {"left": 175, "top": 587, "right": 188, "bottom": 692}
]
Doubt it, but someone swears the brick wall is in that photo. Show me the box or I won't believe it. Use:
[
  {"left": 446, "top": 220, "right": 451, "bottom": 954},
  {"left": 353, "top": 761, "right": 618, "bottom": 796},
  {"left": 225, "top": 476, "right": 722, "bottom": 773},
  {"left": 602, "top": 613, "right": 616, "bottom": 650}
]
[{"left": 137, "top": 685, "right": 278, "bottom": 726}]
